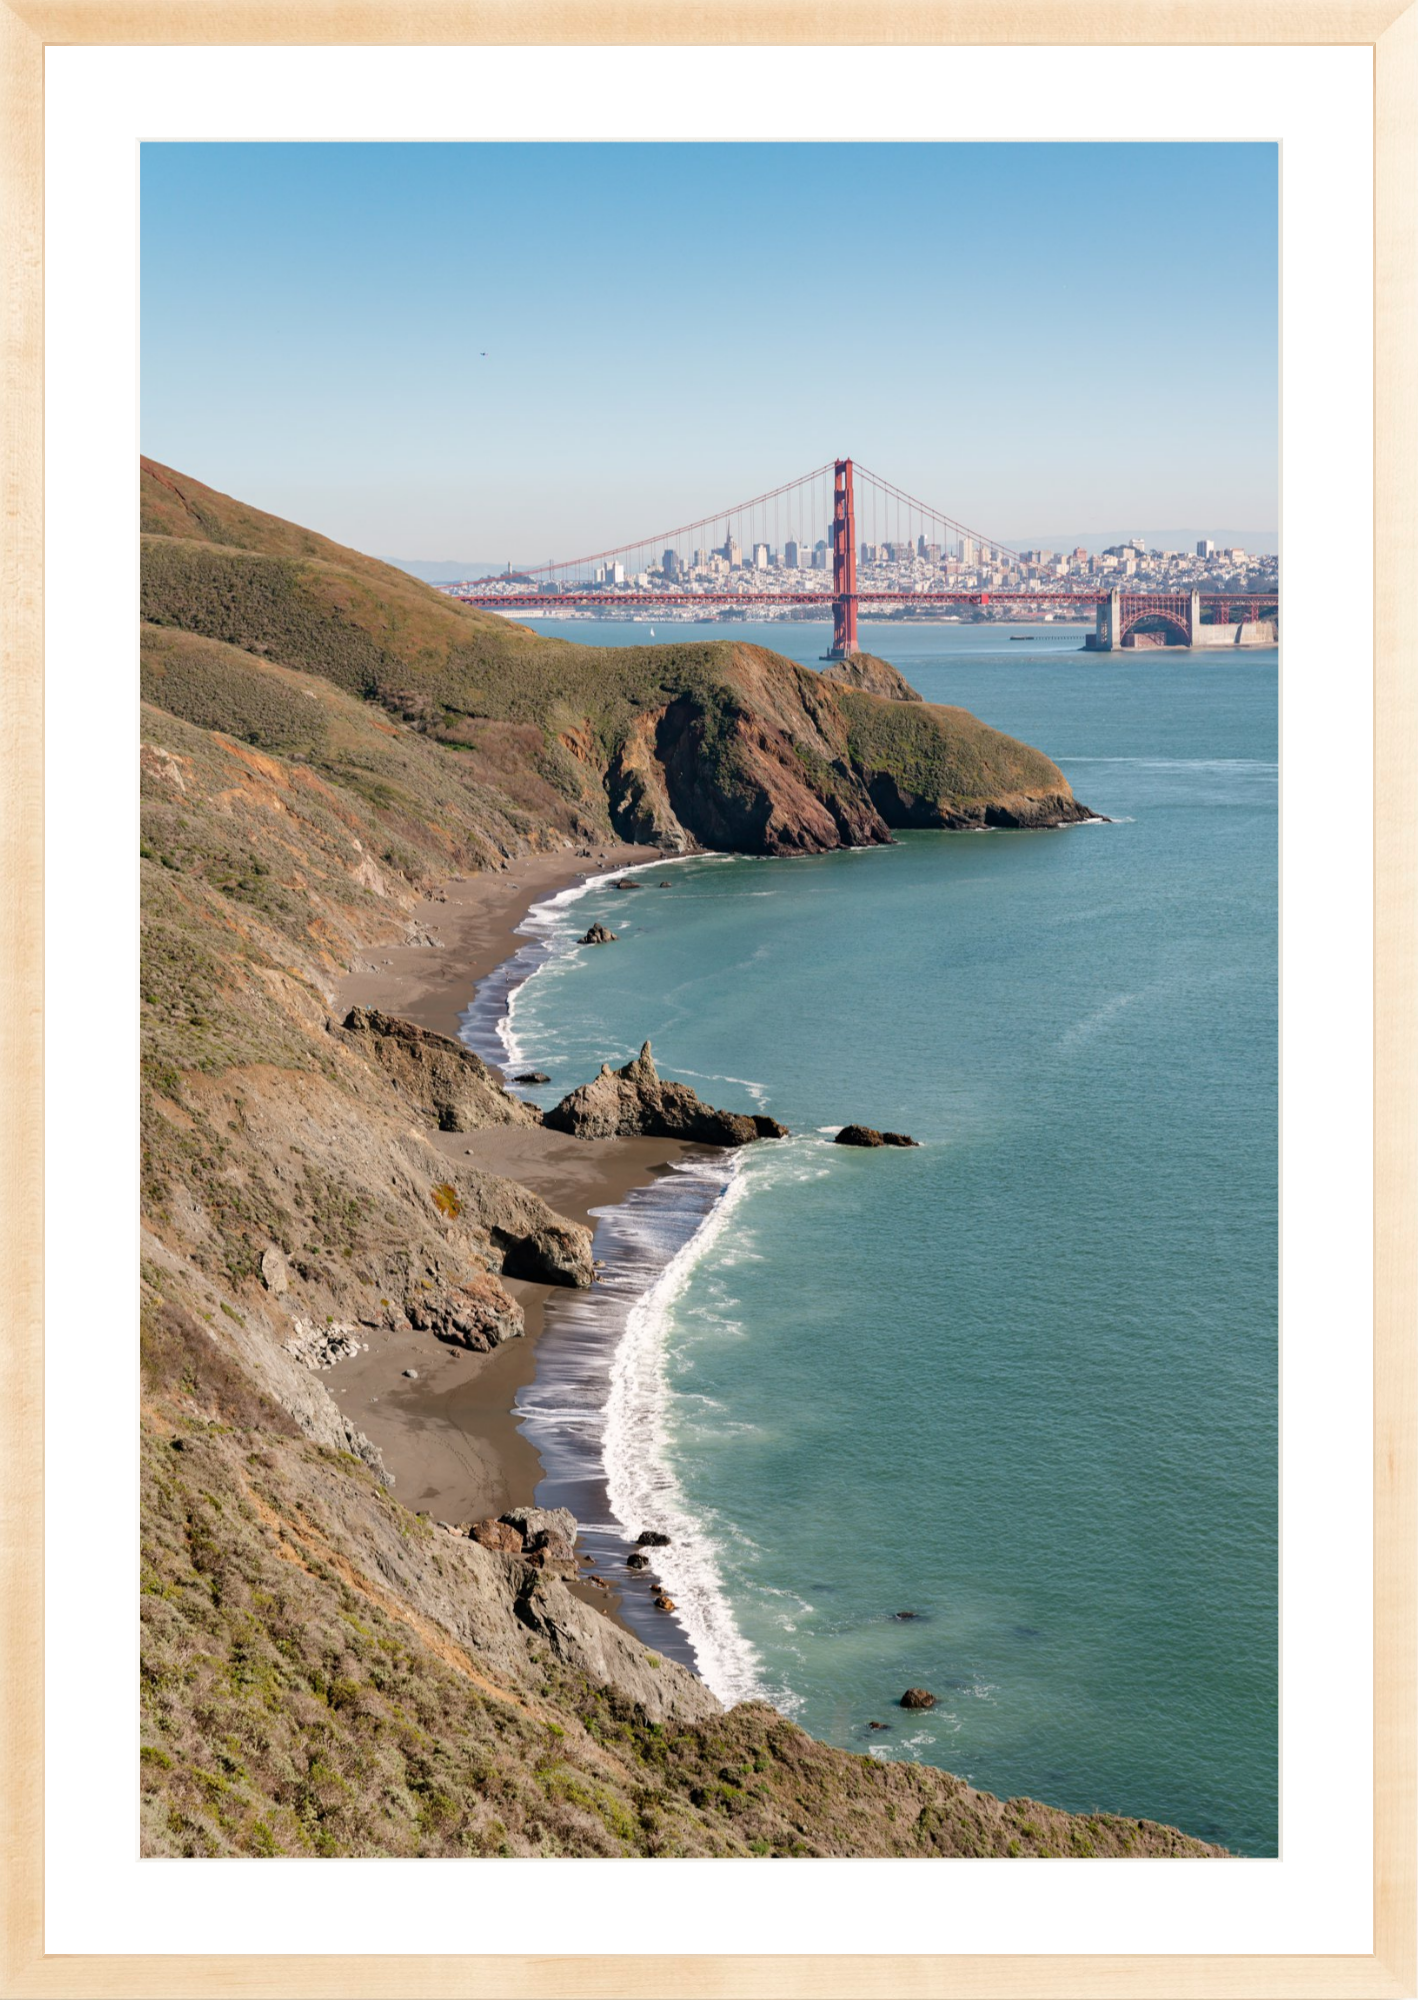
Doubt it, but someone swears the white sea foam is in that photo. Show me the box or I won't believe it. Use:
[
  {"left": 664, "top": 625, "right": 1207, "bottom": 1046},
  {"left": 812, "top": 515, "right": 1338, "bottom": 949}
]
[
  {"left": 1058, "top": 756, "right": 1277, "bottom": 769},
  {"left": 599, "top": 1157, "right": 771, "bottom": 1708},
  {"left": 463, "top": 852, "right": 702, "bottom": 1075},
  {"left": 463, "top": 850, "right": 788, "bottom": 1708},
  {"left": 672, "top": 1067, "right": 774, "bottom": 1110},
  {"left": 1060, "top": 989, "right": 1141, "bottom": 1051}
]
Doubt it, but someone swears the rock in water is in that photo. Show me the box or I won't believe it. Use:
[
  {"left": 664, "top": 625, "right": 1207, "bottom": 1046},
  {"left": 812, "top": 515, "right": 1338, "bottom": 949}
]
[
  {"left": 580, "top": 923, "right": 617, "bottom": 945},
  {"left": 833, "top": 1125, "right": 917, "bottom": 1148},
  {"left": 636, "top": 1529, "right": 671, "bottom": 1547},
  {"left": 900, "top": 1688, "right": 937, "bottom": 1710},
  {"left": 545, "top": 1042, "right": 790, "bottom": 1147},
  {"left": 514, "top": 1070, "right": 551, "bottom": 1084}
]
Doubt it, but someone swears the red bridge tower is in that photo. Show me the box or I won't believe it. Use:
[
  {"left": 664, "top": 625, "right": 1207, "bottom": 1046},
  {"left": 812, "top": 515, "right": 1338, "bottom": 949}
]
[{"left": 828, "top": 457, "right": 858, "bottom": 659}]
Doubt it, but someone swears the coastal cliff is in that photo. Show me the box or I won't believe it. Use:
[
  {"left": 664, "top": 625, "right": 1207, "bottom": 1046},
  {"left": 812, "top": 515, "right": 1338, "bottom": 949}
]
[
  {"left": 140, "top": 458, "right": 1092, "bottom": 858},
  {"left": 138, "top": 461, "right": 1213, "bottom": 1859}
]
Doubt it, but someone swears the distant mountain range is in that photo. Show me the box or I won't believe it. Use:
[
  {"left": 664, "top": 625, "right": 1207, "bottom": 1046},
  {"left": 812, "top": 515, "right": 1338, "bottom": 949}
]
[{"left": 389, "top": 530, "right": 1279, "bottom": 583}]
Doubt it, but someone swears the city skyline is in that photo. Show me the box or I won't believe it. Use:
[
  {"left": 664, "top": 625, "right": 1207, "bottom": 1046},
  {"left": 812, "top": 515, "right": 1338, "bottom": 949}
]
[{"left": 141, "top": 141, "right": 1279, "bottom": 559}]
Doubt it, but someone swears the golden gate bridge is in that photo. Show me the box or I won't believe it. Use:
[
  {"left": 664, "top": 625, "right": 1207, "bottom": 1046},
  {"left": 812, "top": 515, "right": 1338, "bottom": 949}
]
[{"left": 449, "top": 459, "right": 1278, "bottom": 657}]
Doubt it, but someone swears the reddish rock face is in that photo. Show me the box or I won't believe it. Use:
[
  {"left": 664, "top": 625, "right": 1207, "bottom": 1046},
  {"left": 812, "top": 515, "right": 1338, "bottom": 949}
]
[
  {"left": 597, "top": 645, "right": 1092, "bottom": 858},
  {"left": 468, "top": 1519, "right": 523, "bottom": 1554}
]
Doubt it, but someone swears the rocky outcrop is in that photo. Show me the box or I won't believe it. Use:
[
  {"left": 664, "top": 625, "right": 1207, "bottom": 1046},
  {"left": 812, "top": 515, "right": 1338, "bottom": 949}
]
[
  {"left": 901, "top": 1688, "right": 937, "bottom": 1710},
  {"left": 544, "top": 1042, "right": 789, "bottom": 1147},
  {"left": 462, "top": 1507, "right": 578, "bottom": 1572},
  {"left": 820, "top": 652, "right": 924, "bottom": 701},
  {"left": 833, "top": 1126, "right": 919, "bottom": 1148},
  {"left": 501, "top": 1504, "right": 577, "bottom": 1549},
  {"left": 452, "top": 1169, "right": 595, "bottom": 1287},
  {"left": 339, "top": 1007, "right": 538, "bottom": 1131},
  {"left": 579, "top": 923, "right": 616, "bottom": 945},
  {"left": 406, "top": 1271, "right": 524, "bottom": 1349},
  {"left": 511, "top": 1567, "right": 718, "bottom": 1721},
  {"left": 284, "top": 1318, "right": 364, "bottom": 1369},
  {"left": 647, "top": 683, "right": 892, "bottom": 858}
]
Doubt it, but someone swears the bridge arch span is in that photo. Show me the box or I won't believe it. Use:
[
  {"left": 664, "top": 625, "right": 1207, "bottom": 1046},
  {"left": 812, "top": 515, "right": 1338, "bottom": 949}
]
[{"left": 1117, "top": 593, "right": 1193, "bottom": 648}]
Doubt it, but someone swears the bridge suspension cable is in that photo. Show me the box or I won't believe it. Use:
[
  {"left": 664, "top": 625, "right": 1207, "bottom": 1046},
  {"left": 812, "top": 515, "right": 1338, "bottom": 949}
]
[
  {"left": 528, "top": 463, "right": 835, "bottom": 580},
  {"left": 852, "top": 463, "right": 1022, "bottom": 571},
  {"left": 520, "top": 458, "right": 1021, "bottom": 590}
]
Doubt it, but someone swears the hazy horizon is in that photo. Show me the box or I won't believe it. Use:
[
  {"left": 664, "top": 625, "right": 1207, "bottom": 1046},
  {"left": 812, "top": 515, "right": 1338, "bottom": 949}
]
[{"left": 142, "top": 141, "right": 1278, "bottom": 560}]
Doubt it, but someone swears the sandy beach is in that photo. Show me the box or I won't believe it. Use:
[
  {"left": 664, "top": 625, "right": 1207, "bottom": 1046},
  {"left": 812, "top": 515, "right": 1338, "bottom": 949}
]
[{"left": 330, "top": 841, "right": 696, "bottom": 1541}]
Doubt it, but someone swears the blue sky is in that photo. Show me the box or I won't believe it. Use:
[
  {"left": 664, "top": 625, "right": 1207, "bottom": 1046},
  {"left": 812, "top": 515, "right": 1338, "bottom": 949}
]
[{"left": 141, "top": 142, "right": 1278, "bottom": 561}]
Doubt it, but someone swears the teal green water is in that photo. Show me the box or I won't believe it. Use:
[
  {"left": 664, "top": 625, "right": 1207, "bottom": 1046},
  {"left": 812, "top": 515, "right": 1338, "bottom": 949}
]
[{"left": 508, "top": 620, "right": 1278, "bottom": 1855}]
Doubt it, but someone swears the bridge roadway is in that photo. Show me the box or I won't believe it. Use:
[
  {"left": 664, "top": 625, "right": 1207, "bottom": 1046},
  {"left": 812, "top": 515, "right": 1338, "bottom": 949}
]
[{"left": 448, "top": 585, "right": 1280, "bottom": 649}]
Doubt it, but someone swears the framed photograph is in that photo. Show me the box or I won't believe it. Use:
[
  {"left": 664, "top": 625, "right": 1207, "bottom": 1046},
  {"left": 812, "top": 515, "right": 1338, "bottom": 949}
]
[{"left": 3, "top": 4, "right": 1414, "bottom": 1996}]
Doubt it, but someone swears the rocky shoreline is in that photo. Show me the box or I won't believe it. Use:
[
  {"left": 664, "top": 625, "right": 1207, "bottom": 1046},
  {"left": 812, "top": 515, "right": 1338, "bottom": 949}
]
[
  {"left": 327, "top": 849, "right": 768, "bottom": 1642},
  {"left": 330, "top": 854, "right": 944, "bottom": 1671}
]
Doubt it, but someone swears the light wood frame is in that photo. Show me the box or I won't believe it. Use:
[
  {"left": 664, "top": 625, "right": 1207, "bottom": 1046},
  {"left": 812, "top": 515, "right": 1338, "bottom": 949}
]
[{"left": 2, "top": 5, "right": 1413, "bottom": 1995}]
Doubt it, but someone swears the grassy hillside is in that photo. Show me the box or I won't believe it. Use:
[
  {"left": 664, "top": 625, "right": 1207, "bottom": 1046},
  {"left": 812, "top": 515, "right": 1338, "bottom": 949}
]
[
  {"left": 141, "top": 1309, "right": 1217, "bottom": 1860},
  {"left": 140, "top": 459, "right": 1089, "bottom": 853}
]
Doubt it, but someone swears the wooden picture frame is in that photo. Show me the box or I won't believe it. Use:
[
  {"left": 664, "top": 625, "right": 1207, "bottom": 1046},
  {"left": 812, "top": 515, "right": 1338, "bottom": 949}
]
[{"left": 2, "top": 4, "right": 1413, "bottom": 1994}]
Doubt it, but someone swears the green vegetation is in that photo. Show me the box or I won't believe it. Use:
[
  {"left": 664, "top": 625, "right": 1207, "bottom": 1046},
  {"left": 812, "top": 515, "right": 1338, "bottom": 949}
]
[
  {"left": 139, "top": 457, "right": 1083, "bottom": 856},
  {"left": 838, "top": 684, "right": 1065, "bottom": 809}
]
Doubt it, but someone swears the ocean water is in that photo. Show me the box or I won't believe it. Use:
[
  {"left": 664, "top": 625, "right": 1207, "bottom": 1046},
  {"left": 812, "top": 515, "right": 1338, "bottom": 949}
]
[{"left": 467, "top": 621, "right": 1278, "bottom": 1856}]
